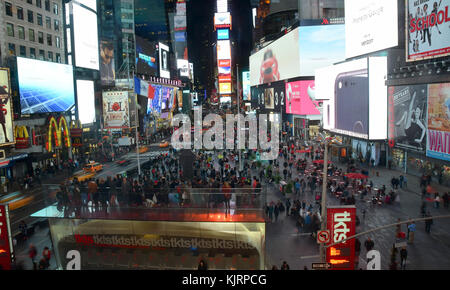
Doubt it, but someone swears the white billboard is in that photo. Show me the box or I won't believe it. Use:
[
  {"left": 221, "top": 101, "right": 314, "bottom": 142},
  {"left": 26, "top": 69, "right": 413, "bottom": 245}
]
[
  {"left": 217, "top": 0, "right": 228, "bottom": 12},
  {"left": 217, "top": 40, "right": 231, "bottom": 60},
  {"left": 159, "top": 43, "right": 170, "bottom": 79},
  {"left": 249, "top": 28, "right": 300, "bottom": 86},
  {"left": 177, "top": 59, "right": 189, "bottom": 77},
  {"left": 345, "top": 0, "right": 398, "bottom": 58},
  {"left": 77, "top": 0, "right": 97, "bottom": 11},
  {"left": 214, "top": 12, "right": 231, "bottom": 27},
  {"left": 320, "top": 57, "right": 387, "bottom": 140},
  {"left": 73, "top": 2, "right": 99, "bottom": 70},
  {"left": 76, "top": 80, "right": 96, "bottom": 124}
]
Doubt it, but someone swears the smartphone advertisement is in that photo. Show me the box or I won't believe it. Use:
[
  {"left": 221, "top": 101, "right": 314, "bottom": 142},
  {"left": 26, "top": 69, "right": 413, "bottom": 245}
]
[
  {"left": 320, "top": 57, "right": 387, "bottom": 140},
  {"left": 285, "top": 80, "right": 321, "bottom": 116}
]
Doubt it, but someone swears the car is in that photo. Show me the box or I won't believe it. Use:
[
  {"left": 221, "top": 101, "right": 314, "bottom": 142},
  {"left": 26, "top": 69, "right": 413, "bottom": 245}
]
[
  {"left": 139, "top": 146, "right": 149, "bottom": 154},
  {"left": 159, "top": 141, "right": 170, "bottom": 148},
  {"left": 83, "top": 162, "right": 103, "bottom": 173},
  {"left": 116, "top": 159, "right": 131, "bottom": 166},
  {"left": 70, "top": 171, "right": 96, "bottom": 183}
]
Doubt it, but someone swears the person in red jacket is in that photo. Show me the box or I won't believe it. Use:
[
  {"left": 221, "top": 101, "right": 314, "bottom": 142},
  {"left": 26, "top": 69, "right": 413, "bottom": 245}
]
[
  {"left": 28, "top": 244, "right": 37, "bottom": 270},
  {"left": 42, "top": 246, "right": 51, "bottom": 269}
]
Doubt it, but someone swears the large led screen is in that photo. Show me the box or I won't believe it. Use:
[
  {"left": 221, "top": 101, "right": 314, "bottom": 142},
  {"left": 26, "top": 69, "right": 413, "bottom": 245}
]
[
  {"left": 250, "top": 28, "right": 300, "bottom": 86},
  {"left": 73, "top": 2, "right": 99, "bottom": 70},
  {"left": 427, "top": 83, "right": 450, "bottom": 161},
  {"left": 100, "top": 39, "right": 115, "bottom": 86},
  {"left": 17, "top": 57, "right": 75, "bottom": 114},
  {"left": 136, "top": 36, "right": 158, "bottom": 76},
  {"left": 407, "top": 0, "right": 450, "bottom": 61},
  {"left": 177, "top": 59, "right": 189, "bottom": 77},
  {"left": 320, "top": 57, "right": 387, "bottom": 140},
  {"left": 345, "top": 0, "right": 398, "bottom": 58},
  {"left": 242, "top": 71, "right": 251, "bottom": 101},
  {"left": 217, "top": 40, "right": 231, "bottom": 60},
  {"left": 76, "top": 80, "right": 96, "bottom": 124},
  {"left": 299, "top": 24, "right": 346, "bottom": 77},
  {"left": 217, "top": 29, "right": 230, "bottom": 40},
  {"left": 285, "top": 80, "right": 321, "bottom": 116},
  {"left": 0, "top": 68, "right": 14, "bottom": 146},
  {"left": 214, "top": 12, "right": 231, "bottom": 28},
  {"left": 388, "top": 84, "right": 428, "bottom": 152},
  {"left": 159, "top": 43, "right": 170, "bottom": 79}
]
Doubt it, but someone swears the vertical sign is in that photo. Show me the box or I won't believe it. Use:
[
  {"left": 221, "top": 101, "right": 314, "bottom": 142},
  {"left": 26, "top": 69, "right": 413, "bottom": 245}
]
[
  {"left": 326, "top": 206, "right": 356, "bottom": 270},
  {"left": 0, "top": 68, "right": 15, "bottom": 146},
  {"left": 0, "top": 205, "right": 13, "bottom": 270},
  {"left": 427, "top": 83, "right": 450, "bottom": 161},
  {"left": 102, "top": 91, "right": 130, "bottom": 129}
]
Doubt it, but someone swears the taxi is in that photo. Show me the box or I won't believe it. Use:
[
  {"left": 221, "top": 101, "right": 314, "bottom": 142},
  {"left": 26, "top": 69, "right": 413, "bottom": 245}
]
[
  {"left": 83, "top": 162, "right": 103, "bottom": 173},
  {"left": 159, "top": 141, "right": 170, "bottom": 148}
]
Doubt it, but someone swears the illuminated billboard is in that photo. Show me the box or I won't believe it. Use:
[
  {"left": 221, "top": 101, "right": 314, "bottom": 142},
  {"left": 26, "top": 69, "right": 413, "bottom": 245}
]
[
  {"left": 242, "top": 71, "right": 251, "bottom": 101},
  {"left": 100, "top": 39, "right": 115, "bottom": 86},
  {"left": 217, "top": 40, "right": 231, "bottom": 60},
  {"left": 0, "top": 68, "right": 14, "bottom": 146},
  {"left": 217, "top": 0, "right": 228, "bottom": 12},
  {"left": 407, "top": 0, "right": 450, "bottom": 61},
  {"left": 159, "top": 43, "right": 170, "bottom": 79},
  {"left": 136, "top": 36, "right": 157, "bottom": 76},
  {"left": 177, "top": 59, "right": 189, "bottom": 77},
  {"left": 219, "top": 82, "right": 232, "bottom": 94},
  {"left": 102, "top": 91, "right": 129, "bottom": 129},
  {"left": 17, "top": 57, "right": 75, "bottom": 114},
  {"left": 214, "top": 12, "right": 231, "bottom": 28},
  {"left": 73, "top": 1, "right": 99, "bottom": 70},
  {"left": 285, "top": 80, "right": 320, "bottom": 115},
  {"left": 345, "top": 0, "right": 398, "bottom": 58},
  {"left": 76, "top": 80, "right": 96, "bottom": 125},
  {"left": 217, "top": 29, "right": 230, "bottom": 40}
]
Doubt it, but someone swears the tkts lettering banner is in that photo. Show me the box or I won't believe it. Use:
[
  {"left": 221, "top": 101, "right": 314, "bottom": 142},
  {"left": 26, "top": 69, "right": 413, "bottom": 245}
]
[
  {"left": 0, "top": 68, "right": 14, "bottom": 146},
  {"left": 427, "top": 83, "right": 450, "bottom": 161},
  {"left": 102, "top": 91, "right": 130, "bottom": 129},
  {"left": 407, "top": 0, "right": 450, "bottom": 61},
  {"left": 388, "top": 85, "right": 428, "bottom": 152},
  {"left": 326, "top": 206, "right": 356, "bottom": 270}
]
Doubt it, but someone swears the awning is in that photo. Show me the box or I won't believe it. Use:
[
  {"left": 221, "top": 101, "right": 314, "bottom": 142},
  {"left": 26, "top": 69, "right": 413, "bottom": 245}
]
[{"left": 0, "top": 153, "right": 29, "bottom": 169}]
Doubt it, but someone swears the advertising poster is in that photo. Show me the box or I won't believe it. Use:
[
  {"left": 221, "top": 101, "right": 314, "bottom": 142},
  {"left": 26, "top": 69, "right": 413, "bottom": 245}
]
[
  {"left": 177, "top": 59, "right": 189, "bottom": 77},
  {"left": 388, "top": 85, "right": 428, "bottom": 152},
  {"left": 242, "top": 71, "right": 251, "bottom": 101},
  {"left": 100, "top": 40, "right": 115, "bottom": 86},
  {"left": 214, "top": 12, "right": 231, "bottom": 28},
  {"left": 251, "top": 81, "right": 285, "bottom": 113},
  {"left": 17, "top": 57, "right": 75, "bottom": 114},
  {"left": 76, "top": 80, "right": 96, "bottom": 125},
  {"left": 217, "top": 40, "right": 231, "bottom": 60},
  {"left": 427, "top": 83, "right": 450, "bottom": 161},
  {"left": 0, "top": 68, "right": 14, "bottom": 146},
  {"left": 250, "top": 28, "right": 300, "bottom": 86},
  {"left": 136, "top": 36, "right": 158, "bottom": 77},
  {"left": 264, "top": 88, "right": 274, "bottom": 109},
  {"left": 103, "top": 91, "right": 129, "bottom": 129},
  {"left": 407, "top": 0, "right": 450, "bottom": 61},
  {"left": 159, "top": 43, "right": 170, "bottom": 79},
  {"left": 174, "top": 15, "right": 187, "bottom": 31},
  {"left": 219, "top": 82, "right": 232, "bottom": 95},
  {"left": 0, "top": 205, "right": 13, "bottom": 270},
  {"left": 344, "top": 0, "right": 398, "bottom": 59},
  {"left": 285, "top": 80, "right": 320, "bottom": 115},
  {"left": 73, "top": 2, "right": 99, "bottom": 70}
]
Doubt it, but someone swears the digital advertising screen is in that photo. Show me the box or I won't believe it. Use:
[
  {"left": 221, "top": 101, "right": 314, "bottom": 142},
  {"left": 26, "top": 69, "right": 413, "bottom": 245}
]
[
  {"left": 285, "top": 80, "right": 321, "bottom": 116},
  {"left": 174, "top": 15, "right": 187, "bottom": 31},
  {"left": 217, "top": 29, "right": 230, "bottom": 40},
  {"left": 73, "top": 2, "right": 99, "bottom": 70},
  {"left": 320, "top": 56, "right": 388, "bottom": 140},
  {"left": 102, "top": 91, "right": 129, "bottom": 129},
  {"left": 217, "top": 40, "right": 231, "bottom": 60},
  {"left": 251, "top": 81, "right": 285, "bottom": 113},
  {"left": 407, "top": 0, "right": 450, "bottom": 61},
  {"left": 242, "top": 71, "right": 251, "bottom": 101},
  {"left": 100, "top": 39, "right": 115, "bottom": 86},
  {"left": 299, "top": 24, "right": 346, "bottom": 77},
  {"left": 214, "top": 12, "right": 231, "bottom": 28},
  {"left": 345, "top": 0, "right": 398, "bottom": 59},
  {"left": 427, "top": 83, "right": 450, "bottom": 161},
  {"left": 177, "top": 59, "right": 189, "bottom": 77},
  {"left": 0, "top": 68, "right": 14, "bottom": 146},
  {"left": 159, "top": 43, "right": 170, "bottom": 79},
  {"left": 136, "top": 36, "right": 158, "bottom": 77},
  {"left": 76, "top": 80, "right": 96, "bottom": 125},
  {"left": 217, "top": 0, "right": 228, "bottom": 13},
  {"left": 250, "top": 28, "right": 300, "bottom": 86},
  {"left": 17, "top": 57, "right": 75, "bottom": 114},
  {"left": 219, "top": 82, "right": 232, "bottom": 95}
]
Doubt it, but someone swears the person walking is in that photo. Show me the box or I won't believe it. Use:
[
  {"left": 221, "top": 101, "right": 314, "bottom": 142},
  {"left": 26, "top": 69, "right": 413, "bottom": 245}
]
[
  {"left": 285, "top": 198, "right": 291, "bottom": 216},
  {"left": 443, "top": 192, "right": 449, "bottom": 209},
  {"left": 408, "top": 222, "right": 416, "bottom": 244},
  {"left": 198, "top": 259, "right": 208, "bottom": 270},
  {"left": 425, "top": 212, "right": 433, "bottom": 234},
  {"left": 268, "top": 202, "right": 274, "bottom": 222},
  {"left": 280, "top": 261, "right": 290, "bottom": 270},
  {"left": 434, "top": 193, "right": 441, "bottom": 209},
  {"left": 19, "top": 221, "right": 28, "bottom": 241},
  {"left": 274, "top": 202, "right": 280, "bottom": 222},
  {"left": 42, "top": 246, "right": 51, "bottom": 269},
  {"left": 28, "top": 244, "right": 37, "bottom": 270},
  {"left": 364, "top": 237, "right": 375, "bottom": 252},
  {"left": 400, "top": 247, "right": 408, "bottom": 270}
]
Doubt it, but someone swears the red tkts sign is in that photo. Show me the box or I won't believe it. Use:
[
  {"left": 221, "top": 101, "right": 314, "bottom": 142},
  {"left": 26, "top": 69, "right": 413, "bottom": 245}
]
[
  {"left": 326, "top": 206, "right": 356, "bottom": 270},
  {"left": 0, "top": 205, "right": 13, "bottom": 270}
]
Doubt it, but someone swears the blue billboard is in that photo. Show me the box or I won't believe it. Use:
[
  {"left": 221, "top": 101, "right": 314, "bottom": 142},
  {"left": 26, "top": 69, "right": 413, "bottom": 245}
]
[{"left": 217, "top": 29, "right": 229, "bottom": 40}]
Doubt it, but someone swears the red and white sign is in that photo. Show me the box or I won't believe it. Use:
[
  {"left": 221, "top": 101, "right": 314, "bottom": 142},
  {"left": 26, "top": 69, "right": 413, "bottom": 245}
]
[
  {"left": 219, "top": 75, "right": 231, "bottom": 83},
  {"left": 285, "top": 80, "right": 321, "bottom": 115},
  {"left": 0, "top": 205, "right": 13, "bottom": 270},
  {"left": 317, "top": 230, "right": 330, "bottom": 244},
  {"left": 326, "top": 206, "right": 356, "bottom": 270},
  {"left": 218, "top": 59, "right": 231, "bottom": 67},
  {"left": 214, "top": 12, "right": 231, "bottom": 29}
]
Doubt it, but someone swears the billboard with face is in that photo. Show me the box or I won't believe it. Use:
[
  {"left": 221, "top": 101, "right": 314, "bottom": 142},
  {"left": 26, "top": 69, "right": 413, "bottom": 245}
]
[{"left": 100, "top": 39, "right": 115, "bottom": 86}]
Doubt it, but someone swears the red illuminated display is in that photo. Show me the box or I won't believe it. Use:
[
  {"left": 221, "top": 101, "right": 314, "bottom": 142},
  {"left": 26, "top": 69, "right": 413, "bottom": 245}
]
[
  {"left": 326, "top": 206, "right": 356, "bottom": 270},
  {"left": 0, "top": 205, "right": 12, "bottom": 270}
]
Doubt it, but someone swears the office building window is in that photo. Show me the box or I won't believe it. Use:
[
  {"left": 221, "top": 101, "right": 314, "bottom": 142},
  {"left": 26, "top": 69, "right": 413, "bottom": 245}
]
[
  {"left": 47, "top": 34, "right": 52, "bottom": 46},
  {"left": 48, "top": 51, "right": 53, "bottom": 61},
  {"left": 8, "top": 43, "right": 15, "bottom": 55},
  {"left": 37, "top": 14, "right": 43, "bottom": 26},
  {"left": 6, "top": 23, "right": 14, "bottom": 37},
  {"left": 18, "top": 26, "right": 25, "bottom": 39},
  {"left": 36, "top": 0, "right": 42, "bottom": 8},
  {"left": 39, "top": 50, "right": 45, "bottom": 60},
  {"left": 45, "top": 16, "right": 51, "bottom": 29},
  {"left": 29, "top": 29, "right": 35, "bottom": 41},
  {"left": 53, "top": 3, "right": 58, "bottom": 15},
  {"left": 17, "top": 7, "right": 24, "bottom": 20},
  {"left": 45, "top": 0, "right": 50, "bottom": 11},
  {"left": 55, "top": 36, "right": 60, "bottom": 48},
  {"left": 27, "top": 10, "right": 34, "bottom": 23},
  {"left": 20, "top": 45, "right": 26, "bottom": 57},
  {"left": 38, "top": 31, "right": 44, "bottom": 43},
  {"left": 54, "top": 19, "right": 59, "bottom": 31},
  {"left": 5, "top": 2, "right": 12, "bottom": 16},
  {"left": 56, "top": 53, "right": 61, "bottom": 63},
  {"left": 30, "top": 47, "right": 36, "bottom": 59},
  {"left": 27, "top": 0, "right": 33, "bottom": 4}
]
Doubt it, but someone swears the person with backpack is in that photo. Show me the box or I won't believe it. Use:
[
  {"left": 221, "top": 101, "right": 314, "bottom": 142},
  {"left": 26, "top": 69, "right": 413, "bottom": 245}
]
[
  {"left": 400, "top": 247, "right": 408, "bottom": 270},
  {"left": 280, "top": 261, "right": 290, "bottom": 270}
]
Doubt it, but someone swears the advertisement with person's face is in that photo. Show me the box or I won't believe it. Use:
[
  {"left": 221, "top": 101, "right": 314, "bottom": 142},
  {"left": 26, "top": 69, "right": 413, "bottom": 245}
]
[
  {"left": 427, "top": 83, "right": 450, "bottom": 161},
  {"left": 388, "top": 85, "right": 428, "bottom": 151},
  {"left": 159, "top": 43, "right": 170, "bottom": 79},
  {"left": 0, "top": 68, "right": 14, "bottom": 145},
  {"left": 285, "top": 80, "right": 320, "bottom": 115},
  {"left": 100, "top": 40, "right": 115, "bottom": 86},
  {"left": 249, "top": 28, "right": 300, "bottom": 86},
  {"left": 407, "top": 0, "right": 450, "bottom": 61}
]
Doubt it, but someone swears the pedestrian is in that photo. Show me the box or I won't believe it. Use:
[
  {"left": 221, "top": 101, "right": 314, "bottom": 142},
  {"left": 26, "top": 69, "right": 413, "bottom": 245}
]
[
  {"left": 274, "top": 202, "right": 280, "bottom": 221},
  {"left": 198, "top": 259, "right": 208, "bottom": 270},
  {"left": 399, "top": 175, "right": 404, "bottom": 188},
  {"left": 407, "top": 222, "right": 416, "bottom": 244},
  {"left": 425, "top": 212, "right": 433, "bottom": 234},
  {"left": 19, "top": 221, "right": 28, "bottom": 241},
  {"left": 400, "top": 247, "right": 408, "bottom": 270},
  {"left": 443, "top": 192, "right": 449, "bottom": 209},
  {"left": 403, "top": 176, "right": 408, "bottom": 188},
  {"left": 364, "top": 237, "right": 374, "bottom": 252},
  {"left": 434, "top": 193, "right": 440, "bottom": 209},
  {"left": 280, "top": 261, "right": 290, "bottom": 270},
  {"left": 268, "top": 203, "right": 274, "bottom": 222},
  {"left": 396, "top": 218, "right": 402, "bottom": 238},
  {"left": 285, "top": 198, "right": 291, "bottom": 216},
  {"left": 28, "top": 244, "right": 37, "bottom": 270},
  {"left": 42, "top": 246, "right": 51, "bottom": 269}
]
